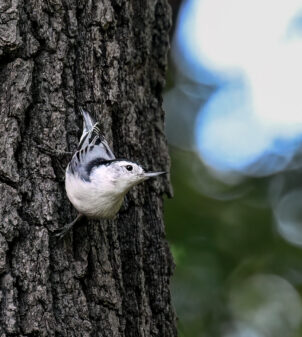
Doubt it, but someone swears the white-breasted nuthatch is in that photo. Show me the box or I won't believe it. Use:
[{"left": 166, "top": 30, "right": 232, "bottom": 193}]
[{"left": 54, "top": 108, "right": 165, "bottom": 239}]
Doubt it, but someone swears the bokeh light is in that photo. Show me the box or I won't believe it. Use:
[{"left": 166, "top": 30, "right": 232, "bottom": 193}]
[
  {"left": 172, "top": 0, "right": 302, "bottom": 176},
  {"left": 228, "top": 274, "right": 302, "bottom": 337},
  {"left": 274, "top": 190, "right": 302, "bottom": 247}
]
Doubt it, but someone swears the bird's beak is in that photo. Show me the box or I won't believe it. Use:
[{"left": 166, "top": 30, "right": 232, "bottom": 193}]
[{"left": 144, "top": 171, "right": 167, "bottom": 179}]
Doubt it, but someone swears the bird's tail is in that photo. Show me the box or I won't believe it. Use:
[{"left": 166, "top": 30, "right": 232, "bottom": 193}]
[{"left": 80, "top": 107, "right": 95, "bottom": 133}]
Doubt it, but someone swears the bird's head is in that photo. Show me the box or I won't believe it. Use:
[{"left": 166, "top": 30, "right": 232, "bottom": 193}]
[
  {"left": 109, "top": 160, "right": 165, "bottom": 193},
  {"left": 89, "top": 159, "right": 166, "bottom": 194}
]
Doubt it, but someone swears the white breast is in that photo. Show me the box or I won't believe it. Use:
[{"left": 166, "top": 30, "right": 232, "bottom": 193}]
[{"left": 65, "top": 168, "right": 125, "bottom": 219}]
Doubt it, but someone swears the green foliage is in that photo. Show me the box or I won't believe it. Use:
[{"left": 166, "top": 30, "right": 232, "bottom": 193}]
[{"left": 165, "top": 148, "right": 302, "bottom": 337}]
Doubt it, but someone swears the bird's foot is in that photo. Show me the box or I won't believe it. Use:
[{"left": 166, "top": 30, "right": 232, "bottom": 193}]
[
  {"left": 37, "top": 144, "right": 72, "bottom": 158},
  {"left": 36, "top": 143, "right": 72, "bottom": 176},
  {"left": 53, "top": 214, "right": 83, "bottom": 240}
]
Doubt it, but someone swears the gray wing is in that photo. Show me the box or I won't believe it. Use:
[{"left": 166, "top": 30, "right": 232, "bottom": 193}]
[{"left": 67, "top": 122, "right": 115, "bottom": 181}]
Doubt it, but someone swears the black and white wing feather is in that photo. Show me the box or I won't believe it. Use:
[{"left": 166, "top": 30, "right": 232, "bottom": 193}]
[
  {"left": 79, "top": 107, "right": 94, "bottom": 141},
  {"left": 67, "top": 109, "right": 115, "bottom": 181}
]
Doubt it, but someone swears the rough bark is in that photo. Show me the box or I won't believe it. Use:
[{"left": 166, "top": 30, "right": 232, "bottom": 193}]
[{"left": 0, "top": 1, "right": 176, "bottom": 336}]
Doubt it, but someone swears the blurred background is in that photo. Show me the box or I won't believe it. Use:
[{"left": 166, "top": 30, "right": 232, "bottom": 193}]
[{"left": 164, "top": 1, "right": 302, "bottom": 336}]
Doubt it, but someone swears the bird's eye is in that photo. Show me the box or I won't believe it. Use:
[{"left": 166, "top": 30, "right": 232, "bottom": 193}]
[{"left": 126, "top": 165, "right": 133, "bottom": 171}]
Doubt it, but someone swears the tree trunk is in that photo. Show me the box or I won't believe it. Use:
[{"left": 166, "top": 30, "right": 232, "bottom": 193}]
[{"left": 0, "top": 1, "right": 176, "bottom": 336}]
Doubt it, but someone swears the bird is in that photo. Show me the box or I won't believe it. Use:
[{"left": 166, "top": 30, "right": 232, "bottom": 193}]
[{"left": 54, "top": 108, "right": 165, "bottom": 239}]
